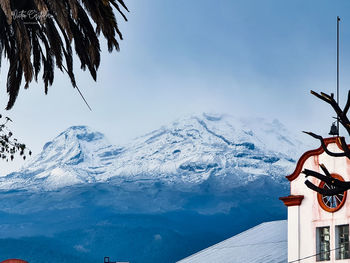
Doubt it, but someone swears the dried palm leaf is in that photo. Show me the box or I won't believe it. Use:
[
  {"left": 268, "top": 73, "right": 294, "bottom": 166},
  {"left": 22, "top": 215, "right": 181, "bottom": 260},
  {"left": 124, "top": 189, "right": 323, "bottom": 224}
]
[{"left": 0, "top": 0, "right": 128, "bottom": 109}]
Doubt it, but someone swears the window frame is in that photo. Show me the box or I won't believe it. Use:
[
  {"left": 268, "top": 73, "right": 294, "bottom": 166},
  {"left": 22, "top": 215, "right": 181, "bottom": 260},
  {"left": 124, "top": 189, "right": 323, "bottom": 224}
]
[
  {"left": 316, "top": 226, "right": 331, "bottom": 261},
  {"left": 335, "top": 224, "right": 350, "bottom": 260}
]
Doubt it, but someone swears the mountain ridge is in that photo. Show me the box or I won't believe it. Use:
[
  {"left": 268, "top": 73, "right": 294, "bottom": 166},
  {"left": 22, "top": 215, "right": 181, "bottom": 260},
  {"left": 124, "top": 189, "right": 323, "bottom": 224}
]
[
  {"left": 0, "top": 113, "right": 296, "bottom": 263},
  {"left": 0, "top": 113, "right": 305, "bottom": 191}
]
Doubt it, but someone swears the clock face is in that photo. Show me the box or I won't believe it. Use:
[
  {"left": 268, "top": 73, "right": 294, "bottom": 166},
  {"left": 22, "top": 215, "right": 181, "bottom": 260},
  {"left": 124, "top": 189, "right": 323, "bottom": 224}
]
[{"left": 317, "top": 173, "right": 347, "bottom": 213}]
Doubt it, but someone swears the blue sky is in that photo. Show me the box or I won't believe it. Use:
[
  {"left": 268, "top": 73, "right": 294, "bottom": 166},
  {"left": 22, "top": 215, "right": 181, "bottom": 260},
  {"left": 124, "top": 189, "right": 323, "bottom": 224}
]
[{"left": 0, "top": 0, "right": 350, "bottom": 173}]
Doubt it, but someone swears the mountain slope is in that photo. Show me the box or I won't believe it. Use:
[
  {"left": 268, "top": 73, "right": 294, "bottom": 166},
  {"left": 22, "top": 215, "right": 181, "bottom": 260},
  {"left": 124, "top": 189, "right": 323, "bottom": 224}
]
[
  {"left": 0, "top": 113, "right": 304, "bottom": 191},
  {"left": 0, "top": 113, "right": 300, "bottom": 263}
]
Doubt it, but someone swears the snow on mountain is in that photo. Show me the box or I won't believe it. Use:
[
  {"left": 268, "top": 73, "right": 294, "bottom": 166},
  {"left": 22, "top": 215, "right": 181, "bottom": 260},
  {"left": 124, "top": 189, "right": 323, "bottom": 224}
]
[
  {"left": 0, "top": 114, "right": 296, "bottom": 263},
  {"left": 177, "top": 220, "right": 287, "bottom": 263},
  {"left": 0, "top": 113, "right": 305, "bottom": 191},
  {"left": 105, "top": 113, "right": 304, "bottom": 187},
  {"left": 0, "top": 126, "right": 118, "bottom": 190}
]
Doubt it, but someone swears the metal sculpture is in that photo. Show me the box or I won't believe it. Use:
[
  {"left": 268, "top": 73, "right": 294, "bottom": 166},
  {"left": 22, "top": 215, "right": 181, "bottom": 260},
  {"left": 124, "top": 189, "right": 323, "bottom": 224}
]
[
  {"left": 303, "top": 90, "right": 350, "bottom": 195},
  {"left": 303, "top": 17, "right": 349, "bottom": 196}
]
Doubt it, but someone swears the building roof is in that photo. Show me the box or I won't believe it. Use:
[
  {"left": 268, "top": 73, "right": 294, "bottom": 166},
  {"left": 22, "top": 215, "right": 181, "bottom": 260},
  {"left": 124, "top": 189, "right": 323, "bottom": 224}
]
[
  {"left": 0, "top": 260, "right": 28, "bottom": 263},
  {"left": 177, "top": 220, "right": 287, "bottom": 263}
]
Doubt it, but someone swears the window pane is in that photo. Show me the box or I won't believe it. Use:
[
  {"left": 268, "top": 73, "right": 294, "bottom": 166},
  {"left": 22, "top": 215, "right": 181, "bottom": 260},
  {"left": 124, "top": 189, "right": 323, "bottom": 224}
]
[
  {"left": 336, "top": 224, "right": 350, "bottom": 260},
  {"left": 317, "top": 226, "right": 330, "bottom": 261}
]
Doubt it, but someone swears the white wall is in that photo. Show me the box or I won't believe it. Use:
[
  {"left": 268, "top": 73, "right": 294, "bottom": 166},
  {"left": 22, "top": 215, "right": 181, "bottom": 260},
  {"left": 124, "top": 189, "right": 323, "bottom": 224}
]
[{"left": 290, "top": 142, "right": 350, "bottom": 263}]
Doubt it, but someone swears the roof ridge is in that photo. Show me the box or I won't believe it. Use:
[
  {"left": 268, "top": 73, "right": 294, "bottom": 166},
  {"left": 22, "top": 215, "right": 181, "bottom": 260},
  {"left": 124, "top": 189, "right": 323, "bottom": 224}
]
[{"left": 177, "top": 220, "right": 286, "bottom": 262}]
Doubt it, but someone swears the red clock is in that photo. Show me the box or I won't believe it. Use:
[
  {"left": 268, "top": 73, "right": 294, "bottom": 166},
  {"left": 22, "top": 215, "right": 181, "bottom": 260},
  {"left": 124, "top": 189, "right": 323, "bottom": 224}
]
[{"left": 317, "top": 173, "right": 347, "bottom": 213}]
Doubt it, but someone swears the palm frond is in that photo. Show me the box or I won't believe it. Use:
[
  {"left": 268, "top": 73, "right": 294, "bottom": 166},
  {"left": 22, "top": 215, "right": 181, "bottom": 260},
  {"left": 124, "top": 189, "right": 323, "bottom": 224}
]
[
  {"left": 6, "top": 53, "right": 23, "bottom": 109},
  {"left": 0, "top": 0, "right": 128, "bottom": 109},
  {"left": 0, "top": 0, "right": 12, "bottom": 24}
]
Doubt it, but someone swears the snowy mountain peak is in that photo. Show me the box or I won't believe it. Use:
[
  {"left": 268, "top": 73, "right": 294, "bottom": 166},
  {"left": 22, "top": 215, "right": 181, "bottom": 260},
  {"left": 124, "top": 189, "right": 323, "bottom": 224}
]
[
  {"left": 56, "top": 125, "right": 105, "bottom": 143},
  {"left": 0, "top": 114, "right": 306, "bottom": 191},
  {"left": 43, "top": 125, "right": 106, "bottom": 150},
  {"left": 202, "top": 113, "right": 224, "bottom": 122},
  {"left": 0, "top": 125, "right": 116, "bottom": 190},
  {"left": 36, "top": 125, "right": 109, "bottom": 164}
]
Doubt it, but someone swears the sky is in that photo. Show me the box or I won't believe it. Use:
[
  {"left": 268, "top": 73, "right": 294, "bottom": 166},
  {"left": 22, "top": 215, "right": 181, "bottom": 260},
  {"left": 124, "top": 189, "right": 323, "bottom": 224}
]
[{"left": 0, "top": 0, "right": 350, "bottom": 174}]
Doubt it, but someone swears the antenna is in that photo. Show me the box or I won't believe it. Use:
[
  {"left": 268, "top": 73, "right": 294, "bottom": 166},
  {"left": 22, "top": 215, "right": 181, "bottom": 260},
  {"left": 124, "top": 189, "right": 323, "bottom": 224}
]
[
  {"left": 329, "top": 17, "right": 341, "bottom": 137},
  {"left": 337, "top": 16, "right": 340, "bottom": 133}
]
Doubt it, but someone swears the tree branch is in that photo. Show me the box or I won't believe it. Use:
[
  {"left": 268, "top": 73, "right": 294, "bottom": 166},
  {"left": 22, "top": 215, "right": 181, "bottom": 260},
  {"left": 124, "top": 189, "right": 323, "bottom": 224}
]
[
  {"left": 343, "top": 90, "right": 350, "bottom": 115},
  {"left": 303, "top": 168, "right": 350, "bottom": 189},
  {"left": 319, "top": 163, "right": 332, "bottom": 177},
  {"left": 311, "top": 90, "right": 350, "bottom": 136},
  {"left": 304, "top": 180, "right": 346, "bottom": 196},
  {"left": 303, "top": 90, "right": 350, "bottom": 196},
  {"left": 302, "top": 131, "right": 347, "bottom": 157}
]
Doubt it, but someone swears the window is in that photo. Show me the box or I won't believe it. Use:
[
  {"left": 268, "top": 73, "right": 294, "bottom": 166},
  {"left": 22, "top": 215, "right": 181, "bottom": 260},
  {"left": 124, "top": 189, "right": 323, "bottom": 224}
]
[
  {"left": 317, "top": 226, "right": 330, "bottom": 261},
  {"left": 336, "top": 224, "right": 350, "bottom": 260}
]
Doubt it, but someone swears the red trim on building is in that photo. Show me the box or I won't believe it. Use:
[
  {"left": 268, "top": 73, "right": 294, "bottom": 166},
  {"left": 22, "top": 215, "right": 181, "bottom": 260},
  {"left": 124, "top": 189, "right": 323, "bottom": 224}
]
[
  {"left": 279, "top": 195, "right": 304, "bottom": 206},
  {"left": 286, "top": 137, "right": 346, "bottom": 182},
  {"left": 0, "top": 260, "right": 29, "bottom": 263}
]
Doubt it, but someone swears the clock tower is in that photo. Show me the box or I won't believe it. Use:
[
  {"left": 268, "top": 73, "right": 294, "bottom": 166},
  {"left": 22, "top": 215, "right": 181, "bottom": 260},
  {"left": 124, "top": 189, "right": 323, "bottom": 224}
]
[{"left": 280, "top": 137, "right": 350, "bottom": 263}]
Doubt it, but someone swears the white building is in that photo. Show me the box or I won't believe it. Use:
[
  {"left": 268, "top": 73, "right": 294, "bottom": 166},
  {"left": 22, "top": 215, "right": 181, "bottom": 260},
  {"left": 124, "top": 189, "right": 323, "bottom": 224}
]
[{"left": 280, "top": 137, "right": 350, "bottom": 263}]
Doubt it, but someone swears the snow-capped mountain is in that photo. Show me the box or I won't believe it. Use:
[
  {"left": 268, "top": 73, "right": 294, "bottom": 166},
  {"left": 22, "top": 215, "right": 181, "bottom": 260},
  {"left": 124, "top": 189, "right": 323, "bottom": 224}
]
[
  {"left": 0, "top": 113, "right": 299, "bottom": 263},
  {"left": 0, "top": 113, "right": 305, "bottom": 191}
]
